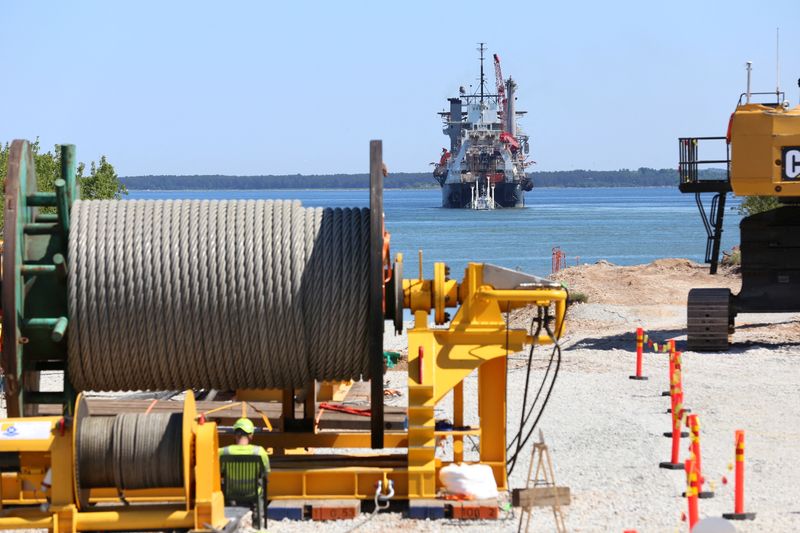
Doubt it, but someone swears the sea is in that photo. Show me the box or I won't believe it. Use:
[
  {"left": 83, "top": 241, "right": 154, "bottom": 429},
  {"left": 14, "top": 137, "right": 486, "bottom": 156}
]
[{"left": 126, "top": 187, "right": 742, "bottom": 279}]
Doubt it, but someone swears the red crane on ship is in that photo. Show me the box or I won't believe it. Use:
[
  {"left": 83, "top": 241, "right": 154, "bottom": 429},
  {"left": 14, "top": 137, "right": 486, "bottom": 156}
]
[
  {"left": 494, "top": 53, "right": 520, "bottom": 150},
  {"left": 493, "top": 53, "right": 506, "bottom": 126}
]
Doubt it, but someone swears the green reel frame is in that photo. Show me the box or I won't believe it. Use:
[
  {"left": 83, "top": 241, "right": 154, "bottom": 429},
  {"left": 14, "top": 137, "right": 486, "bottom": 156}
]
[
  {"left": 2, "top": 140, "right": 78, "bottom": 417},
  {"left": 2, "top": 139, "right": 392, "bottom": 454}
]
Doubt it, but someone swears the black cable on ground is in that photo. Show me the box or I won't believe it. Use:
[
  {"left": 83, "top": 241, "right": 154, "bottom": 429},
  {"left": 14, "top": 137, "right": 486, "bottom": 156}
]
[
  {"left": 507, "top": 324, "right": 562, "bottom": 476},
  {"left": 506, "top": 310, "right": 544, "bottom": 454},
  {"left": 506, "top": 288, "right": 570, "bottom": 477}
]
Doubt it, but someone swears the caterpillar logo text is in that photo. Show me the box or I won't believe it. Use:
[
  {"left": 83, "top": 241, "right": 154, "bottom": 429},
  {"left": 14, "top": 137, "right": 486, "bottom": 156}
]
[{"left": 784, "top": 147, "right": 800, "bottom": 180}]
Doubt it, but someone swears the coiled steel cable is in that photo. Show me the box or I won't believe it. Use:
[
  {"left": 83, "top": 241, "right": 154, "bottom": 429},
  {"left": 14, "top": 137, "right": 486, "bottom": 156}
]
[
  {"left": 76, "top": 415, "right": 116, "bottom": 488},
  {"left": 77, "top": 412, "right": 183, "bottom": 490},
  {"left": 67, "top": 199, "right": 370, "bottom": 392}
]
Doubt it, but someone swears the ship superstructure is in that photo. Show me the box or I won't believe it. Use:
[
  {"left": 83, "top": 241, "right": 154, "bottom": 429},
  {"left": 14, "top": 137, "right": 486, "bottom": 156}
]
[{"left": 433, "top": 44, "right": 533, "bottom": 208}]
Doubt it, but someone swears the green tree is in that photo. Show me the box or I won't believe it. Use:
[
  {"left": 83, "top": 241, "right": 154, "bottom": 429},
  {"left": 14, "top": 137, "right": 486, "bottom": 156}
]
[
  {"left": 80, "top": 156, "right": 127, "bottom": 200},
  {"left": 739, "top": 196, "right": 780, "bottom": 217},
  {"left": 0, "top": 140, "right": 126, "bottom": 230}
]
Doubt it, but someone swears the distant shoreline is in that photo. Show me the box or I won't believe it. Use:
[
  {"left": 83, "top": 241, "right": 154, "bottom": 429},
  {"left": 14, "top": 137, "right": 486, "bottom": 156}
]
[
  {"left": 124, "top": 185, "right": 680, "bottom": 193},
  {"left": 121, "top": 168, "right": 725, "bottom": 191}
]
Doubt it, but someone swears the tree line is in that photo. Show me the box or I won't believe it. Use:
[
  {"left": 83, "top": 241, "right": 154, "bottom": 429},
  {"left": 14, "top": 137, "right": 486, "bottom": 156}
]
[
  {"left": 121, "top": 167, "right": 727, "bottom": 190},
  {"left": 0, "top": 140, "right": 126, "bottom": 230}
]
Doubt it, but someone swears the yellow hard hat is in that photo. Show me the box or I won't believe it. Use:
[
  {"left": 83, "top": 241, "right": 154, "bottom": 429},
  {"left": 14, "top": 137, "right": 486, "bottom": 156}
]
[{"left": 233, "top": 417, "right": 255, "bottom": 435}]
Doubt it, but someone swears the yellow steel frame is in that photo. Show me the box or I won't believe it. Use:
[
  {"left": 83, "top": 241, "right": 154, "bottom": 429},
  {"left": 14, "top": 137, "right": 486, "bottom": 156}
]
[
  {"left": 250, "top": 258, "right": 566, "bottom": 500},
  {"left": 0, "top": 391, "right": 226, "bottom": 531},
  {"left": 405, "top": 260, "right": 565, "bottom": 498}
]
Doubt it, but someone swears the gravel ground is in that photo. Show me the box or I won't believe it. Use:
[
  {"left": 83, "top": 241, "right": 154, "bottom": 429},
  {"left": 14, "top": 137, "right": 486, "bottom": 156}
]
[
  {"left": 270, "top": 307, "right": 800, "bottom": 533},
  {"left": 271, "top": 260, "right": 800, "bottom": 532}
]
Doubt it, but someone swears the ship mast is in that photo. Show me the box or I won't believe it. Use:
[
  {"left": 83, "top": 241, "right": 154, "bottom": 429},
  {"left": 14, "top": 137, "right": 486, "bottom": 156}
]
[{"left": 478, "top": 42, "right": 487, "bottom": 103}]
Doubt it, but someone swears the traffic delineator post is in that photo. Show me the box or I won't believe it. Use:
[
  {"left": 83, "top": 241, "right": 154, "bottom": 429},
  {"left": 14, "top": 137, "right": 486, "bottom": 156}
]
[
  {"left": 665, "top": 351, "right": 692, "bottom": 420},
  {"left": 664, "top": 350, "right": 689, "bottom": 438},
  {"left": 661, "top": 340, "right": 677, "bottom": 397},
  {"left": 684, "top": 457, "right": 700, "bottom": 530},
  {"left": 629, "top": 327, "right": 648, "bottom": 380},
  {"left": 685, "top": 414, "right": 714, "bottom": 499},
  {"left": 722, "top": 430, "right": 756, "bottom": 520},
  {"left": 659, "top": 391, "right": 685, "bottom": 470}
]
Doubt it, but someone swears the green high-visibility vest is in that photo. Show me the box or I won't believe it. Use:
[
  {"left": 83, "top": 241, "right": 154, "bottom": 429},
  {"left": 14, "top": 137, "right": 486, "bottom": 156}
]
[{"left": 219, "top": 444, "right": 270, "bottom": 473}]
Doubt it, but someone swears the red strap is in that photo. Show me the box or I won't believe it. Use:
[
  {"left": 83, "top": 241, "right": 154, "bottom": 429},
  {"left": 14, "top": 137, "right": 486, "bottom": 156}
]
[{"left": 318, "top": 402, "right": 371, "bottom": 417}]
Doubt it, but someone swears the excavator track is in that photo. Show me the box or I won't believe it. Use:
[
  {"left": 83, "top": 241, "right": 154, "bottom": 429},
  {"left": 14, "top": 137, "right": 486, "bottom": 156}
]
[{"left": 687, "top": 288, "right": 732, "bottom": 351}]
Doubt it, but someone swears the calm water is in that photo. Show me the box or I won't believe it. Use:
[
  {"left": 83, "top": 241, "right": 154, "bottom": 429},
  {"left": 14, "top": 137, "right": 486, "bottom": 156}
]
[{"left": 126, "top": 188, "right": 742, "bottom": 278}]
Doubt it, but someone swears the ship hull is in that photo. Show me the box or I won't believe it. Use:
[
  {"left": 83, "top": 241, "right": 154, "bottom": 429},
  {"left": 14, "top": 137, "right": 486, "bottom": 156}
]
[{"left": 441, "top": 181, "right": 525, "bottom": 208}]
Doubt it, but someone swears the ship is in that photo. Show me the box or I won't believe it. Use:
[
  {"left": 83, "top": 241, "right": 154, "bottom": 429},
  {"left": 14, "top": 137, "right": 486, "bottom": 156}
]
[{"left": 432, "top": 44, "right": 533, "bottom": 209}]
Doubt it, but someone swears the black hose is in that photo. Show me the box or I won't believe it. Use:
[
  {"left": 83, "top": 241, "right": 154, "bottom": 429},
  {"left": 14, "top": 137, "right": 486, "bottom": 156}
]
[
  {"left": 506, "top": 288, "right": 569, "bottom": 477},
  {"left": 506, "top": 310, "right": 544, "bottom": 453},
  {"left": 507, "top": 323, "right": 562, "bottom": 476}
]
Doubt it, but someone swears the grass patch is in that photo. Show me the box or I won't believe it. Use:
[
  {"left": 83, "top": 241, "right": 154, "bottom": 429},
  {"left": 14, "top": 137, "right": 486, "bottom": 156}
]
[
  {"left": 568, "top": 292, "right": 588, "bottom": 305},
  {"left": 721, "top": 246, "right": 741, "bottom": 267}
]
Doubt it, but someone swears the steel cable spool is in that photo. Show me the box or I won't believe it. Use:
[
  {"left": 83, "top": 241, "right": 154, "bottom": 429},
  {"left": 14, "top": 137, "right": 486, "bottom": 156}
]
[
  {"left": 76, "top": 412, "right": 183, "bottom": 492},
  {"left": 113, "top": 413, "right": 183, "bottom": 490},
  {"left": 76, "top": 416, "right": 116, "bottom": 488},
  {"left": 67, "top": 199, "right": 370, "bottom": 392}
]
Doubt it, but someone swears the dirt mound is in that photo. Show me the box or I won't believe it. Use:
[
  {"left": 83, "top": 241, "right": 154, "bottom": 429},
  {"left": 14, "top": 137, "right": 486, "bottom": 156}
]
[{"left": 551, "top": 258, "right": 740, "bottom": 306}]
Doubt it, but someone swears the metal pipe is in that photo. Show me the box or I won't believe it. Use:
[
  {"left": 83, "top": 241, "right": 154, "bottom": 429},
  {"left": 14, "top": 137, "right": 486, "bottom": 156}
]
[
  {"left": 55, "top": 179, "right": 70, "bottom": 236},
  {"left": 24, "top": 318, "right": 61, "bottom": 328},
  {"left": 22, "top": 316, "right": 70, "bottom": 345},
  {"left": 0, "top": 516, "right": 52, "bottom": 529},
  {"left": 368, "top": 139, "right": 384, "bottom": 449},
  {"left": 745, "top": 61, "right": 753, "bottom": 104},
  {"left": 60, "top": 144, "right": 77, "bottom": 203},
  {"left": 76, "top": 509, "right": 195, "bottom": 531},
  {"left": 776, "top": 27, "right": 781, "bottom": 98},
  {"left": 53, "top": 253, "right": 67, "bottom": 280},
  {"left": 476, "top": 288, "right": 567, "bottom": 302},
  {"left": 21, "top": 264, "right": 57, "bottom": 275},
  {"left": 249, "top": 431, "right": 409, "bottom": 449},
  {"left": 22, "top": 223, "right": 59, "bottom": 235},
  {"left": 26, "top": 192, "right": 57, "bottom": 207},
  {"left": 52, "top": 316, "right": 69, "bottom": 342}
]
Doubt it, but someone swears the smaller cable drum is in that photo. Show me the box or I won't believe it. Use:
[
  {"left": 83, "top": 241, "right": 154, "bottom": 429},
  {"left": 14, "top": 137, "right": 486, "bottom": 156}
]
[
  {"left": 77, "top": 412, "right": 183, "bottom": 491},
  {"left": 67, "top": 199, "right": 371, "bottom": 392}
]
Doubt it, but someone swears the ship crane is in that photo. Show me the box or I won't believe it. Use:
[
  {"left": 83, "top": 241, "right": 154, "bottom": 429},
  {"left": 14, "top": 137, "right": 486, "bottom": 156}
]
[
  {"left": 493, "top": 53, "right": 506, "bottom": 127},
  {"left": 494, "top": 54, "right": 519, "bottom": 151}
]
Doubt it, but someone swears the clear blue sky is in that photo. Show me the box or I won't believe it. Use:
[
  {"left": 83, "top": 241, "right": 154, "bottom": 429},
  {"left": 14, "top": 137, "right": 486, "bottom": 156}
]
[{"left": 2, "top": 1, "right": 798, "bottom": 176}]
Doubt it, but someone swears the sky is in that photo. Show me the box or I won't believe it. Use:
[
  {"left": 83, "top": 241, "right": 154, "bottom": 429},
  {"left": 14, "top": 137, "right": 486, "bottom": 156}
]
[{"left": 2, "top": 1, "right": 799, "bottom": 176}]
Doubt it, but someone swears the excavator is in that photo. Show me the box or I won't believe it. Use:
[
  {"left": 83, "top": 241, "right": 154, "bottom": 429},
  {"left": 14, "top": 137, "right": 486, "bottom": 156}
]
[{"left": 679, "top": 64, "right": 800, "bottom": 350}]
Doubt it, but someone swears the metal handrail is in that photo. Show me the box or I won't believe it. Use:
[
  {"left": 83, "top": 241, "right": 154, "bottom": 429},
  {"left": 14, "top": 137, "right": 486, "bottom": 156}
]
[
  {"left": 736, "top": 91, "right": 785, "bottom": 107},
  {"left": 678, "top": 137, "right": 730, "bottom": 185}
]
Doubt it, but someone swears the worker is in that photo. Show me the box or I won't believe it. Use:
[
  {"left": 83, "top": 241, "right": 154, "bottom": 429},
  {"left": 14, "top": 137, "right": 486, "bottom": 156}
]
[{"left": 219, "top": 417, "right": 270, "bottom": 476}]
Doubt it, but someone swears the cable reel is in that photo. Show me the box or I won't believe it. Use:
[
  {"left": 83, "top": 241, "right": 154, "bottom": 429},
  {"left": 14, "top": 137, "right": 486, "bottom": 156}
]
[{"left": 73, "top": 391, "right": 197, "bottom": 510}]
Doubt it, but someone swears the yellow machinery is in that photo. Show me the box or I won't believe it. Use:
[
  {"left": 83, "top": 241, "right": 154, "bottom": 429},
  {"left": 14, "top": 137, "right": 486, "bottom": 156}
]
[
  {"left": 679, "top": 72, "right": 800, "bottom": 349},
  {"left": 0, "top": 391, "right": 226, "bottom": 531},
  {"left": 0, "top": 138, "right": 567, "bottom": 529},
  {"left": 728, "top": 102, "right": 800, "bottom": 196},
  {"left": 259, "top": 256, "right": 566, "bottom": 499}
]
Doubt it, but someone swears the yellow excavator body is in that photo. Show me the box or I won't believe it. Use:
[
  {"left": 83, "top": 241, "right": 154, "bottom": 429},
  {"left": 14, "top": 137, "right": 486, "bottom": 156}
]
[{"left": 729, "top": 103, "right": 800, "bottom": 196}]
